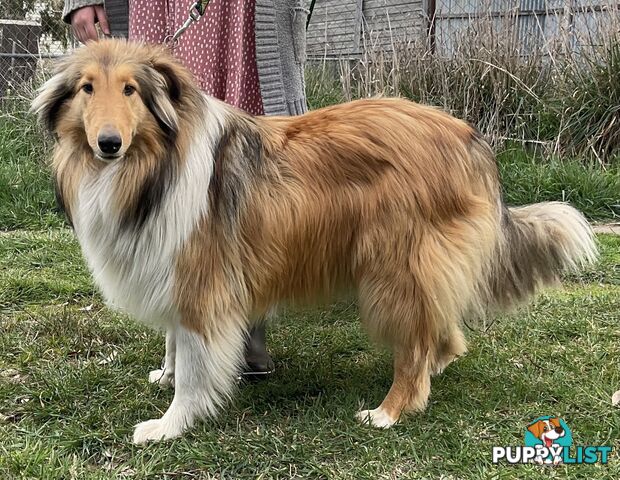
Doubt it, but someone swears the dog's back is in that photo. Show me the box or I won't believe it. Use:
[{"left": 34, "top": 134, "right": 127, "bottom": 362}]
[{"left": 234, "top": 98, "right": 502, "bottom": 307}]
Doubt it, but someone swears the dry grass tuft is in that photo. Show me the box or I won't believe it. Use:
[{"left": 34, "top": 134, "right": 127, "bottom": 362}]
[{"left": 308, "top": 3, "right": 620, "bottom": 162}]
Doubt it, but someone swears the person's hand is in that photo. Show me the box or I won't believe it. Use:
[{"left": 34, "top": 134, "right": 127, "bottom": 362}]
[{"left": 70, "top": 5, "right": 110, "bottom": 43}]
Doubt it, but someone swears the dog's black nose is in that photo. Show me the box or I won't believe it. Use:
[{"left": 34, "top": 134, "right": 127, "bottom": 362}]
[
  {"left": 97, "top": 131, "right": 122, "bottom": 155},
  {"left": 555, "top": 426, "right": 564, "bottom": 434}
]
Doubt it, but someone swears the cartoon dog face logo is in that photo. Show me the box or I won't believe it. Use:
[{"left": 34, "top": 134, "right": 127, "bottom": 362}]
[
  {"left": 527, "top": 417, "right": 565, "bottom": 448},
  {"left": 527, "top": 417, "right": 567, "bottom": 464}
]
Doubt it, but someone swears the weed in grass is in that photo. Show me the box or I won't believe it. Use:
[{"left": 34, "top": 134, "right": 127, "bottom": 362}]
[{"left": 558, "top": 34, "right": 620, "bottom": 161}]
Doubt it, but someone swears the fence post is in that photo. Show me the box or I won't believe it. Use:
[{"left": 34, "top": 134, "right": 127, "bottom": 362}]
[
  {"left": 354, "top": 0, "right": 364, "bottom": 53},
  {"left": 563, "top": 0, "right": 575, "bottom": 54},
  {"left": 427, "top": 0, "right": 436, "bottom": 53}
]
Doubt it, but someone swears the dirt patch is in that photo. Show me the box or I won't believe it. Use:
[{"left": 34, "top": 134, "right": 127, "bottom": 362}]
[{"left": 593, "top": 223, "right": 620, "bottom": 235}]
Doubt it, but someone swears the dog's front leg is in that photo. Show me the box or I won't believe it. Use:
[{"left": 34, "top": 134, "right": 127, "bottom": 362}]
[
  {"left": 148, "top": 328, "right": 176, "bottom": 388},
  {"left": 133, "top": 319, "right": 246, "bottom": 444}
]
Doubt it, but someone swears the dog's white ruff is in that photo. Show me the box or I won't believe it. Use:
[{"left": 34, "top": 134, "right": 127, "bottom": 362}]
[
  {"left": 70, "top": 97, "right": 249, "bottom": 442},
  {"left": 72, "top": 95, "right": 227, "bottom": 327}
]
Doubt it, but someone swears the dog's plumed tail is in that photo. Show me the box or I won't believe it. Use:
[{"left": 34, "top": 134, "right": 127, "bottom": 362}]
[{"left": 488, "top": 201, "right": 597, "bottom": 310}]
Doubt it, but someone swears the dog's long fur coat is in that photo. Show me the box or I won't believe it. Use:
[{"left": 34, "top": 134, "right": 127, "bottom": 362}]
[{"left": 32, "top": 40, "right": 596, "bottom": 443}]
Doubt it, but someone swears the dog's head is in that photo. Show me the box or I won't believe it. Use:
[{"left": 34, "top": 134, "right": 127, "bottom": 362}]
[
  {"left": 527, "top": 417, "right": 565, "bottom": 446},
  {"left": 31, "top": 39, "right": 197, "bottom": 161}
]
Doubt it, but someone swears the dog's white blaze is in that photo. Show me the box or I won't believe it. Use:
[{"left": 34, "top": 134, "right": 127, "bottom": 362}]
[{"left": 73, "top": 95, "right": 227, "bottom": 327}]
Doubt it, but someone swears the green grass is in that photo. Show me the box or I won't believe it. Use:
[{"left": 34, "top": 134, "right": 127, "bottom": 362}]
[
  {"left": 0, "top": 110, "right": 64, "bottom": 231},
  {"left": 498, "top": 147, "right": 620, "bottom": 220},
  {"left": 0, "top": 229, "right": 619, "bottom": 478}
]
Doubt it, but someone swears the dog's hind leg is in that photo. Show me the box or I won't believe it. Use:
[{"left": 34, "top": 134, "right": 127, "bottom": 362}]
[
  {"left": 356, "top": 345, "right": 431, "bottom": 428},
  {"left": 355, "top": 272, "right": 442, "bottom": 428},
  {"left": 149, "top": 327, "right": 176, "bottom": 388},
  {"left": 133, "top": 316, "right": 246, "bottom": 444}
]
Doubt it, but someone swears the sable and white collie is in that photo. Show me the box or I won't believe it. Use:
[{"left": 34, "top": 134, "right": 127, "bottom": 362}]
[{"left": 32, "top": 39, "right": 596, "bottom": 443}]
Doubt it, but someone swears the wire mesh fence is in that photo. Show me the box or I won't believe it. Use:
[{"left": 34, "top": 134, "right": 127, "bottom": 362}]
[{"left": 0, "top": 0, "right": 75, "bottom": 99}]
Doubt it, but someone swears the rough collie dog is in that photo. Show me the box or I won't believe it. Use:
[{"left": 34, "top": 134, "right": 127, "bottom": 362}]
[{"left": 32, "top": 39, "right": 596, "bottom": 443}]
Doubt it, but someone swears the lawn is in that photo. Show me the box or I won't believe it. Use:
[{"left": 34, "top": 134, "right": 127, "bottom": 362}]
[
  {"left": 0, "top": 105, "right": 619, "bottom": 478},
  {"left": 0, "top": 230, "right": 618, "bottom": 478}
]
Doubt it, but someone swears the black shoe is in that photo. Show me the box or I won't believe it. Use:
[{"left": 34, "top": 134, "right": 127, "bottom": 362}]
[
  {"left": 242, "top": 357, "right": 275, "bottom": 380},
  {"left": 240, "top": 324, "right": 274, "bottom": 381}
]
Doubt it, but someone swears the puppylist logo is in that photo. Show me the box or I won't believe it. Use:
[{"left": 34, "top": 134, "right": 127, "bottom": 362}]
[{"left": 492, "top": 416, "right": 612, "bottom": 465}]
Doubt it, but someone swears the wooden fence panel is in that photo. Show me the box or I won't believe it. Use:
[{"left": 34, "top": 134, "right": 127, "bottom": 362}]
[
  {"left": 306, "top": 0, "right": 619, "bottom": 58},
  {"left": 306, "top": 0, "right": 360, "bottom": 57},
  {"left": 433, "top": 0, "right": 619, "bottom": 56},
  {"left": 307, "top": 0, "right": 425, "bottom": 58},
  {"left": 362, "top": 0, "right": 425, "bottom": 50}
]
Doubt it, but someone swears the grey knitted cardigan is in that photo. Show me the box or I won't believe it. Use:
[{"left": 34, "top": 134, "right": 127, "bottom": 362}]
[{"left": 62, "top": 0, "right": 308, "bottom": 115}]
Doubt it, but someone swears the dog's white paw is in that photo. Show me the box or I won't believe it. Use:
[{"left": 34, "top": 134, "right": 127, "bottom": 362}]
[
  {"left": 355, "top": 407, "right": 398, "bottom": 428},
  {"left": 612, "top": 390, "right": 620, "bottom": 406},
  {"left": 133, "top": 418, "right": 183, "bottom": 444},
  {"left": 148, "top": 369, "right": 174, "bottom": 388}
]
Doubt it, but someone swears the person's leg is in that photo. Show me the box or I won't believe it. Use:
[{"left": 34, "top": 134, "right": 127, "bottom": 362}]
[{"left": 242, "top": 322, "right": 274, "bottom": 378}]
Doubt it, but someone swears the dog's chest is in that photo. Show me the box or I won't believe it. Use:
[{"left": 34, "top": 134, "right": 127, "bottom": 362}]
[{"left": 73, "top": 172, "right": 183, "bottom": 325}]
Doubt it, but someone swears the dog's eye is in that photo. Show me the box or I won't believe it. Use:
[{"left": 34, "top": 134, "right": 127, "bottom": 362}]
[
  {"left": 124, "top": 85, "right": 136, "bottom": 96},
  {"left": 81, "top": 83, "right": 94, "bottom": 94}
]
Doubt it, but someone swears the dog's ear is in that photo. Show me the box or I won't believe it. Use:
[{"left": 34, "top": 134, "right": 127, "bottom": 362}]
[
  {"left": 138, "top": 52, "right": 196, "bottom": 139},
  {"left": 549, "top": 418, "right": 561, "bottom": 429},
  {"left": 31, "top": 60, "right": 76, "bottom": 135},
  {"left": 150, "top": 55, "right": 193, "bottom": 104},
  {"left": 527, "top": 420, "right": 544, "bottom": 439}
]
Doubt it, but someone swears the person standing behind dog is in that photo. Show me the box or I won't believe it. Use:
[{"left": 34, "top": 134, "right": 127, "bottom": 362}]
[{"left": 61, "top": 0, "right": 310, "bottom": 375}]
